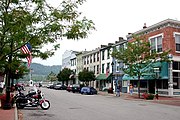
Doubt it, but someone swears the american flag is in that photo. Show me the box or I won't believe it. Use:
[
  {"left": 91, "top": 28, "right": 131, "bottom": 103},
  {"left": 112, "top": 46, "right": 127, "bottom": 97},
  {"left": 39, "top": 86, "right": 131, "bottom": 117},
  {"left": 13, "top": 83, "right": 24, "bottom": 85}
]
[{"left": 21, "top": 43, "right": 32, "bottom": 67}]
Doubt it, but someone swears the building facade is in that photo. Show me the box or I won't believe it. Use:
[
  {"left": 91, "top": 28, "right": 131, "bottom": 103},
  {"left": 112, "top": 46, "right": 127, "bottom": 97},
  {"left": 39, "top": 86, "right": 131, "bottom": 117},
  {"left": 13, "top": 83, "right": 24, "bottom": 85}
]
[
  {"left": 112, "top": 37, "right": 127, "bottom": 93},
  {"left": 125, "top": 19, "right": 180, "bottom": 96},
  {"left": 62, "top": 50, "right": 79, "bottom": 85},
  {"left": 82, "top": 48, "right": 100, "bottom": 88}
]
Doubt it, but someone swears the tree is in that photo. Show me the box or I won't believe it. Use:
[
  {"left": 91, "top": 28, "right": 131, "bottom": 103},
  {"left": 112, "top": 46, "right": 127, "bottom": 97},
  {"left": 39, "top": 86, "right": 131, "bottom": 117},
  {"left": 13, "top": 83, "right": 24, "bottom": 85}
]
[
  {"left": 47, "top": 71, "right": 57, "bottom": 83},
  {"left": 0, "top": 0, "right": 95, "bottom": 61},
  {"left": 78, "top": 69, "right": 95, "bottom": 86},
  {"left": 57, "top": 68, "right": 73, "bottom": 85},
  {"left": 112, "top": 35, "right": 169, "bottom": 98},
  {"left": 0, "top": 0, "right": 95, "bottom": 83},
  {"left": 0, "top": 0, "right": 95, "bottom": 108}
]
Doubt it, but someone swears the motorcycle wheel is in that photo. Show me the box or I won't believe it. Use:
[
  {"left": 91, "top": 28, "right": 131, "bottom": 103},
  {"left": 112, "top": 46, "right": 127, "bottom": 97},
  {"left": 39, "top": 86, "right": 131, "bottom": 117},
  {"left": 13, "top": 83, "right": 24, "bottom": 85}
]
[
  {"left": 16, "top": 102, "right": 24, "bottom": 109},
  {"left": 40, "top": 100, "right": 50, "bottom": 110}
]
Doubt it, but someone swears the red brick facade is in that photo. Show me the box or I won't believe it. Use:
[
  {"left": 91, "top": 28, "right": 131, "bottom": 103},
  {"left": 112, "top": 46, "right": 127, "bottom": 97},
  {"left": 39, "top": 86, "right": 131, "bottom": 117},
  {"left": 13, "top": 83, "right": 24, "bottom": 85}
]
[
  {"left": 127, "top": 20, "right": 180, "bottom": 57},
  {"left": 126, "top": 19, "right": 180, "bottom": 96}
]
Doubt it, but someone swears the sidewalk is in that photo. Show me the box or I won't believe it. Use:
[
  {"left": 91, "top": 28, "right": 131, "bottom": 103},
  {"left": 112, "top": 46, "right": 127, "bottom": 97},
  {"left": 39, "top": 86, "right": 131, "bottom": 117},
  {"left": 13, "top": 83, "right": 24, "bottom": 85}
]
[
  {"left": 0, "top": 100, "right": 18, "bottom": 120},
  {"left": 98, "top": 91, "right": 180, "bottom": 106}
]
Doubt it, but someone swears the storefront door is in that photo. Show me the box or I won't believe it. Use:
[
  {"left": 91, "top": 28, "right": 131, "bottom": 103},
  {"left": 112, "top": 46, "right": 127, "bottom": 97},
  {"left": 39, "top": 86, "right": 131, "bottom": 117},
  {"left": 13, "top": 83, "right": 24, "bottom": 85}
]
[{"left": 149, "top": 80, "right": 155, "bottom": 94}]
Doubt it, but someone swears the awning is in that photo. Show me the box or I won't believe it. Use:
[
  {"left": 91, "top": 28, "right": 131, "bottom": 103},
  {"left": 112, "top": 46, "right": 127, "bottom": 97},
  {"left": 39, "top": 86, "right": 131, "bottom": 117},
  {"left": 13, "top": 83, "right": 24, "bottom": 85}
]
[
  {"left": 122, "top": 62, "right": 168, "bottom": 80},
  {"left": 96, "top": 73, "right": 112, "bottom": 80}
]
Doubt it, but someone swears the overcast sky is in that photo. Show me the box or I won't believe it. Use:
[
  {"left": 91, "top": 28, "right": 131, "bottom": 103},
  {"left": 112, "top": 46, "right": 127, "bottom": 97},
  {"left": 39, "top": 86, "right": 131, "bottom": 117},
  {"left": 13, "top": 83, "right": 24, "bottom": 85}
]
[{"left": 33, "top": 0, "right": 180, "bottom": 66}]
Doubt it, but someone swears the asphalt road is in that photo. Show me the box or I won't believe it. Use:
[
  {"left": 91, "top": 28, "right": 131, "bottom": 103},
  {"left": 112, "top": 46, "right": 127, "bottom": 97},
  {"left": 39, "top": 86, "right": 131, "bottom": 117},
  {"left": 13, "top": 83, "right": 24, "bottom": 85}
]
[{"left": 19, "top": 87, "right": 180, "bottom": 120}]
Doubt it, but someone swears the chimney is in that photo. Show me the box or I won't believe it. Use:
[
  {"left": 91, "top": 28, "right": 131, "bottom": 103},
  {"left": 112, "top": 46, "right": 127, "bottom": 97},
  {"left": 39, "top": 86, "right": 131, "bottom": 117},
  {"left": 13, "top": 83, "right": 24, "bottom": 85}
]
[
  {"left": 108, "top": 43, "right": 114, "bottom": 46},
  {"left": 143, "top": 23, "right": 147, "bottom": 29},
  {"left": 101, "top": 45, "right": 107, "bottom": 48},
  {"left": 119, "top": 37, "right": 123, "bottom": 40}
]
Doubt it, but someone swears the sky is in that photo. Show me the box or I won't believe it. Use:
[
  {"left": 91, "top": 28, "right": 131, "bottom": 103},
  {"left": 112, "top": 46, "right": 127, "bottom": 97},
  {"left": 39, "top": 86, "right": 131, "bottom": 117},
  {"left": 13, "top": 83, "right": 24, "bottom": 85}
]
[{"left": 33, "top": 0, "right": 180, "bottom": 66}]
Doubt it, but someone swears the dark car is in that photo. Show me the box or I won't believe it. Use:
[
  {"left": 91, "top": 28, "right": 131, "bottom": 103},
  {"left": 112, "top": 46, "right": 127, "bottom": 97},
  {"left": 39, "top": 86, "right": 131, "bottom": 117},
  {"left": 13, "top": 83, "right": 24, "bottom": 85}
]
[
  {"left": 54, "top": 84, "right": 67, "bottom": 90},
  {"left": 72, "top": 84, "right": 81, "bottom": 93},
  {"left": 81, "top": 87, "right": 97, "bottom": 95}
]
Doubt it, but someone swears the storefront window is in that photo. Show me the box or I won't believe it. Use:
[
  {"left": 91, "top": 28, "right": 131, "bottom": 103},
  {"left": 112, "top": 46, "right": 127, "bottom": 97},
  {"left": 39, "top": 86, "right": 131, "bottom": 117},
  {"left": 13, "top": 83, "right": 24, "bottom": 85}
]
[
  {"left": 173, "top": 61, "right": 180, "bottom": 70},
  {"left": 173, "top": 72, "right": 180, "bottom": 89}
]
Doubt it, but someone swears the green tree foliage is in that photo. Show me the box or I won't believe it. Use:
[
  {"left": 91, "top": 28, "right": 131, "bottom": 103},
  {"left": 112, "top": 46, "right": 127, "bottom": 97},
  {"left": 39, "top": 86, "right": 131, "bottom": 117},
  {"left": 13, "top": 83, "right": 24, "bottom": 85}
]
[
  {"left": 112, "top": 35, "right": 170, "bottom": 98},
  {"left": 47, "top": 71, "right": 57, "bottom": 82},
  {"left": 78, "top": 69, "right": 95, "bottom": 83},
  {"left": 57, "top": 68, "right": 73, "bottom": 85},
  {"left": 0, "top": 0, "right": 95, "bottom": 72}
]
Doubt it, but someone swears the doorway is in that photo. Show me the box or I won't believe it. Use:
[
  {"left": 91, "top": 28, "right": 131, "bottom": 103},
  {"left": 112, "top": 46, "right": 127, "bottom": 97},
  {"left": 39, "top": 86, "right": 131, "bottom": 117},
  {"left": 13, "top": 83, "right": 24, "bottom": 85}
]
[{"left": 148, "top": 80, "right": 155, "bottom": 94}]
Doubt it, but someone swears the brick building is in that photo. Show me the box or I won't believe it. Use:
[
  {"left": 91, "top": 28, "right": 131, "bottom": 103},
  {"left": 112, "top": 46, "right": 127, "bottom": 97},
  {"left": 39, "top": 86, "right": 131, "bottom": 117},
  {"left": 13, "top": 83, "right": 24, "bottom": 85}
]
[{"left": 125, "top": 19, "right": 180, "bottom": 96}]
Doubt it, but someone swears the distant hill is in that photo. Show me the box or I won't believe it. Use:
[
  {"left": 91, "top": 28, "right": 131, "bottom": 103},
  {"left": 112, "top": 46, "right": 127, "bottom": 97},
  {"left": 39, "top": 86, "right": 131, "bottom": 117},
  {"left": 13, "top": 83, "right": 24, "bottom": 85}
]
[{"left": 30, "top": 63, "right": 61, "bottom": 75}]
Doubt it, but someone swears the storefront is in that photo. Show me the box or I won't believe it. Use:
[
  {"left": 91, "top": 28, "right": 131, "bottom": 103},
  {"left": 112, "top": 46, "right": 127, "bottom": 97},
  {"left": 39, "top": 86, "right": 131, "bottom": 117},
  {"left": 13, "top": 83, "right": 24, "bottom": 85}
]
[
  {"left": 122, "top": 62, "right": 170, "bottom": 95},
  {"left": 96, "top": 73, "right": 113, "bottom": 91}
]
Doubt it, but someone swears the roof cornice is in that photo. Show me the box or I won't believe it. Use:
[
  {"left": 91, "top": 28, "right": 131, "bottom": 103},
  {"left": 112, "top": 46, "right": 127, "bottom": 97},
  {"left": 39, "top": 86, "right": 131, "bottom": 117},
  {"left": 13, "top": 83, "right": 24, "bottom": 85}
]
[{"left": 126, "top": 19, "right": 180, "bottom": 39}]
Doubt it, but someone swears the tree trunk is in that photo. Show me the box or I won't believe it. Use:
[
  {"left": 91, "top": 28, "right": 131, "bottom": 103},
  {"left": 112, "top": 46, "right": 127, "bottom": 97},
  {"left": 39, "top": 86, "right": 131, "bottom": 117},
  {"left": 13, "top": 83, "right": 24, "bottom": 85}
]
[{"left": 138, "top": 76, "right": 141, "bottom": 98}]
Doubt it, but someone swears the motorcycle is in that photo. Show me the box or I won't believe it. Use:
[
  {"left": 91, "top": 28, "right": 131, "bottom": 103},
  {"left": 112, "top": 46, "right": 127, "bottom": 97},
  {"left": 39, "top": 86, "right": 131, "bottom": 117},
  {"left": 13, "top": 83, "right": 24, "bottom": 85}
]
[{"left": 15, "top": 89, "right": 50, "bottom": 110}]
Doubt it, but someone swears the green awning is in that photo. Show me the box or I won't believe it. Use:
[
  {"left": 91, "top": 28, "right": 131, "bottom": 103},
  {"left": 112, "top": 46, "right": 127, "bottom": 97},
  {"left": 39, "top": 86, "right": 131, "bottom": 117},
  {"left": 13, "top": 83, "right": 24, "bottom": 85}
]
[
  {"left": 122, "top": 62, "right": 168, "bottom": 80},
  {"left": 96, "top": 73, "right": 112, "bottom": 80}
]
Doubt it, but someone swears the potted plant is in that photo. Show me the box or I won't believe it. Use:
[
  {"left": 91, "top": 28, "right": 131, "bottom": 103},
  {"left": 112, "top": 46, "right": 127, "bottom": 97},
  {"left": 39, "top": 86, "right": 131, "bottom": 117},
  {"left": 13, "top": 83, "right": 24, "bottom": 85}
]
[
  {"left": 142, "top": 93, "right": 154, "bottom": 100},
  {"left": 108, "top": 87, "right": 114, "bottom": 94},
  {"left": 0, "top": 93, "right": 14, "bottom": 109}
]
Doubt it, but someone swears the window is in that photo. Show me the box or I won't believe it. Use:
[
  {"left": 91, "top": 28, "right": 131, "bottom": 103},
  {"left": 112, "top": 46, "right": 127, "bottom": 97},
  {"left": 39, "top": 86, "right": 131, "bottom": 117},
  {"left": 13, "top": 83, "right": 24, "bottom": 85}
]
[
  {"left": 102, "top": 50, "right": 105, "bottom": 60},
  {"left": 119, "top": 44, "right": 124, "bottom": 50},
  {"left": 107, "top": 49, "right": 110, "bottom": 59},
  {"left": 149, "top": 34, "right": 163, "bottom": 53},
  {"left": 173, "top": 61, "right": 180, "bottom": 70},
  {"left": 93, "top": 53, "right": 96, "bottom": 62},
  {"left": 97, "top": 52, "right": 99, "bottom": 61},
  {"left": 83, "top": 57, "right": 86, "bottom": 65},
  {"left": 102, "top": 64, "right": 105, "bottom": 73},
  {"left": 173, "top": 72, "right": 180, "bottom": 89},
  {"left": 94, "top": 66, "right": 96, "bottom": 74},
  {"left": 116, "top": 63, "right": 120, "bottom": 72},
  {"left": 175, "top": 33, "right": 180, "bottom": 52},
  {"left": 90, "top": 55, "right": 92, "bottom": 63},
  {"left": 87, "top": 56, "right": 89, "bottom": 64},
  {"left": 107, "top": 63, "right": 110, "bottom": 70},
  {"left": 97, "top": 65, "right": 99, "bottom": 74}
]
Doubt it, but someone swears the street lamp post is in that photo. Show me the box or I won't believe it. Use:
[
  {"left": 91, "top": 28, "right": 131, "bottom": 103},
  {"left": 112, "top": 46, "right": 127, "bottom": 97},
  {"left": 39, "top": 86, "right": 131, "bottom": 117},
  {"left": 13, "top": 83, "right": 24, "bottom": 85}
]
[
  {"left": 111, "top": 62, "right": 114, "bottom": 94},
  {"left": 154, "top": 67, "right": 160, "bottom": 99},
  {"left": 168, "top": 54, "right": 173, "bottom": 96}
]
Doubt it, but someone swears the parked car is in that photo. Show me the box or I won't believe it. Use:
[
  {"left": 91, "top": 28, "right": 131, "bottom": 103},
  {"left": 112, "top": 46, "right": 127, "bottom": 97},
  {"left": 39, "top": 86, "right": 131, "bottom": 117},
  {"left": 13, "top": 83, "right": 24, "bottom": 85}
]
[
  {"left": 47, "top": 83, "right": 53, "bottom": 89},
  {"left": 102, "top": 87, "right": 109, "bottom": 92},
  {"left": 54, "top": 84, "right": 67, "bottom": 90},
  {"left": 47, "top": 83, "right": 57, "bottom": 89},
  {"left": 66, "top": 85, "right": 73, "bottom": 92},
  {"left": 81, "top": 87, "right": 97, "bottom": 95},
  {"left": 72, "top": 84, "right": 81, "bottom": 93}
]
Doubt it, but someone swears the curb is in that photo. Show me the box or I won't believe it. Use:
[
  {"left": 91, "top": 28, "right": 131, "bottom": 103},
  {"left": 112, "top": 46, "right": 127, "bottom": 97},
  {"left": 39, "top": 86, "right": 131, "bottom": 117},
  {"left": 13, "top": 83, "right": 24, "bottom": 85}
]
[{"left": 14, "top": 104, "right": 18, "bottom": 120}]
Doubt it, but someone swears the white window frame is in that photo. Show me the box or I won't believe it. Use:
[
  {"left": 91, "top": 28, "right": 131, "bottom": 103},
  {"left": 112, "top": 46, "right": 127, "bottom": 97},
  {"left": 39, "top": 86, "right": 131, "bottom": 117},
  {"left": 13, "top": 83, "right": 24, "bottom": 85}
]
[
  {"left": 149, "top": 33, "right": 163, "bottom": 53},
  {"left": 174, "top": 32, "right": 180, "bottom": 53}
]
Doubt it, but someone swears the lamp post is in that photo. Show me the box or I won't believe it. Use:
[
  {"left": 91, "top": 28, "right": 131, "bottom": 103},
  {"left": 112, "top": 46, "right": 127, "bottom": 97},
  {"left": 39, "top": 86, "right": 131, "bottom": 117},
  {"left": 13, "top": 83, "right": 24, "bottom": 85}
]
[
  {"left": 111, "top": 62, "right": 114, "bottom": 94},
  {"left": 168, "top": 54, "right": 173, "bottom": 96},
  {"left": 154, "top": 67, "right": 160, "bottom": 99}
]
